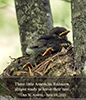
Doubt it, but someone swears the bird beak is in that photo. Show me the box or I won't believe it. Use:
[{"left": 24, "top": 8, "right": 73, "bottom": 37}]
[
  {"left": 23, "top": 62, "right": 33, "bottom": 69},
  {"left": 59, "top": 30, "right": 70, "bottom": 37},
  {"left": 42, "top": 47, "right": 54, "bottom": 56}
]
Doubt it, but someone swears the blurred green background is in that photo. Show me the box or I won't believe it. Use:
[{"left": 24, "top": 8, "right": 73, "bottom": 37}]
[{"left": 0, "top": 0, "right": 72, "bottom": 74}]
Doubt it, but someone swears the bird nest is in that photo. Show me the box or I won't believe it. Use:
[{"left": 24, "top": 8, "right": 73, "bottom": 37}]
[
  {"left": 1, "top": 46, "right": 80, "bottom": 98},
  {"left": 2, "top": 46, "right": 78, "bottom": 77}
]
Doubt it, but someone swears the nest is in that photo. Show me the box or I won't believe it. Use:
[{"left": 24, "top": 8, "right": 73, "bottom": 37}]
[
  {"left": 2, "top": 46, "right": 79, "bottom": 76},
  {"left": 1, "top": 46, "right": 81, "bottom": 98}
]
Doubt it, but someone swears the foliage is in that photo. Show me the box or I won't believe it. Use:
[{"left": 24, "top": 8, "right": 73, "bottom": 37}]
[{"left": 50, "top": 0, "right": 71, "bottom": 28}]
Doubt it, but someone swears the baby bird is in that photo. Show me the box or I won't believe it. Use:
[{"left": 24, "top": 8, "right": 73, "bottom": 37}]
[{"left": 26, "top": 27, "right": 71, "bottom": 66}]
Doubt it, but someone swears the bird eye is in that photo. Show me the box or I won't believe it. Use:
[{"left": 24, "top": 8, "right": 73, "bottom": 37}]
[{"left": 55, "top": 32, "right": 58, "bottom": 34}]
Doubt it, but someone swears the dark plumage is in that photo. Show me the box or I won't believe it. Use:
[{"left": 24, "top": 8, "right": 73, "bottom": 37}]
[
  {"left": 26, "top": 27, "right": 71, "bottom": 66},
  {"left": 49, "top": 27, "right": 67, "bottom": 35}
]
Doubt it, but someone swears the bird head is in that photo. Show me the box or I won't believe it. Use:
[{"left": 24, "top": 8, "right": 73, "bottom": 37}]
[{"left": 49, "top": 27, "right": 70, "bottom": 40}]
